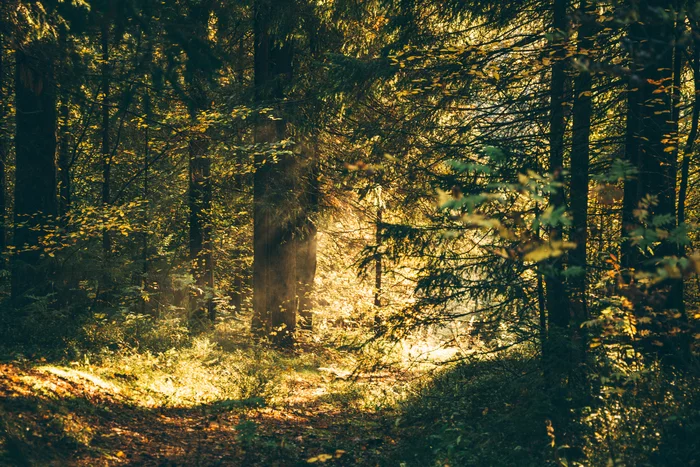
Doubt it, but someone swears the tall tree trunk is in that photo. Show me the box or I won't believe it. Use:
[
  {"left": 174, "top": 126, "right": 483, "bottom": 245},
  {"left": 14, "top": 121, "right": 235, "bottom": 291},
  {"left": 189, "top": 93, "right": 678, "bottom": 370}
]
[
  {"left": 187, "top": 2, "right": 215, "bottom": 323},
  {"left": 623, "top": 0, "right": 676, "bottom": 267},
  {"left": 621, "top": 18, "right": 643, "bottom": 272},
  {"left": 58, "top": 91, "right": 71, "bottom": 218},
  {"left": 0, "top": 35, "right": 7, "bottom": 261},
  {"left": 545, "top": 0, "right": 574, "bottom": 456},
  {"left": 679, "top": 24, "right": 700, "bottom": 230},
  {"left": 296, "top": 142, "right": 319, "bottom": 331},
  {"left": 188, "top": 129, "right": 214, "bottom": 321},
  {"left": 569, "top": 0, "right": 596, "bottom": 347},
  {"left": 252, "top": 0, "right": 297, "bottom": 346},
  {"left": 374, "top": 204, "right": 383, "bottom": 309},
  {"left": 57, "top": 30, "right": 71, "bottom": 220},
  {"left": 101, "top": 20, "right": 111, "bottom": 255},
  {"left": 546, "top": 0, "right": 571, "bottom": 337},
  {"left": 11, "top": 43, "right": 58, "bottom": 301},
  {"left": 667, "top": 6, "right": 686, "bottom": 314},
  {"left": 622, "top": 0, "right": 683, "bottom": 359},
  {"left": 141, "top": 90, "right": 151, "bottom": 315},
  {"left": 230, "top": 36, "right": 248, "bottom": 315}
]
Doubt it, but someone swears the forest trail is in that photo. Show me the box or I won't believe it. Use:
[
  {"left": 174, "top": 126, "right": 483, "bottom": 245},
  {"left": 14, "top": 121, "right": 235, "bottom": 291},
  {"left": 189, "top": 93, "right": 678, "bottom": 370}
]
[{"left": 0, "top": 361, "right": 400, "bottom": 466}]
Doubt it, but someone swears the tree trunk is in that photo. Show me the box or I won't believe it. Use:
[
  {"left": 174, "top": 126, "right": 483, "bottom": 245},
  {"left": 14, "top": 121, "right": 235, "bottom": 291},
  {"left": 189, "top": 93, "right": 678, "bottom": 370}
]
[
  {"left": 101, "top": 20, "right": 111, "bottom": 255},
  {"left": 569, "top": 0, "right": 596, "bottom": 343},
  {"left": 374, "top": 205, "right": 383, "bottom": 309},
  {"left": 252, "top": 0, "right": 297, "bottom": 346},
  {"left": 58, "top": 91, "right": 71, "bottom": 219},
  {"left": 0, "top": 35, "right": 7, "bottom": 260},
  {"left": 297, "top": 143, "right": 319, "bottom": 331},
  {"left": 57, "top": 30, "right": 71, "bottom": 220},
  {"left": 230, "top": 36, "right": 248, "bottom": 315},
  {"left": 141, "top": 90, "right": 151, "bottom": 315},
  {"left": 545, "top": 0, "right": 571, "bottom": 335},
  {"left": 623, "top": 0, "right": 676, "bottom": 268},
  {"left": 11, "top": 43, "right": 58, "bottom": 301},
  {"left": 188, "top": 130, "right": 214, "bottom": 321},
  {"left": 666, "top": 6, "right": 686, "bottom": 314},
  {"left": 545, "top": 0, "right": 574, "bottom": 456},
  {"left": 186, "top": 2, "right": 215, "bottom": 323},
  {"left": 622, "top": 0, "right": 684, "bottom": 360},
  {"left": 679, "top": 24, "right": 700, "bottom": 230}
]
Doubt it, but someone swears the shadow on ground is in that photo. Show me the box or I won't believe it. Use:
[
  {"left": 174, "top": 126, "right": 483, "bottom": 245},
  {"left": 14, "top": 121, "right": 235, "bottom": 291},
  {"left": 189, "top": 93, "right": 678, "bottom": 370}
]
[{"left": 0, "top": 362, "right": 394, "bottom": 466}]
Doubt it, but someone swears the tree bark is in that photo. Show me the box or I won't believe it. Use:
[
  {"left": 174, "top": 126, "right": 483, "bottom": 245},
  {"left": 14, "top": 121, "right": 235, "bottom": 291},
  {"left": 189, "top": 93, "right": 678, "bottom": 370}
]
[
  {"left": 622, "top": 0, "right": 685, "bottom": 360},
  {"left": 545, "top": 0, "right": 575, "bottom": 456},
  {"left": 569, "top": 0, "right": 596, "bottom": 340},
  {"left": 622, "top": 0, "right": 676, "bottom": 269},
  {"left": 57, "top": 30, "right": 71, "bottom": 220},
  {"left": 101, "top": 19, "right": 111, "bottom": 255},
  {"left": 58, "top": 91, "right": 71, "bottom": 219},
  {"left": 297, "top": 143, "right": 319, "bottom": 331},
  {"left": 11, "top": 43, "right": 58, "bottom": 301},
  {"left": 141, "top": 89, "right": 151, "bottom": 315},
  {"left": 545, "top": 0, "right": 571, "bottom": 333},
  {"left": 666, "top": 6, "right": 686, "bottom": 314},
  {"left": 679, "top": 24, "right": 700, "bottom": 230},
  {"left": 374, "top": 205, "right": 383, "bottom": 309},
  {"left": 0, "top": 35, "right": 7, "bottom": 260},
  {"left": 252, "top": 0, "right": 298, "bottom": 346},
  {"left": 230, "top": 36, "right": 248, "bottom": 315},
  {"left": 186, "top": 1, "right": 215, "bottom": 323},
  {"left": 188, "top": 130, "right": 214, "bottom": 321}
]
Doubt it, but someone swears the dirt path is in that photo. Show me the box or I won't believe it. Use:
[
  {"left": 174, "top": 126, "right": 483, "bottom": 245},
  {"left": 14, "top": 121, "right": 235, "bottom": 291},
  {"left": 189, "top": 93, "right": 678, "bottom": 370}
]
[{"left": 0, "top": 363, "right": 398, "bottom": 466}]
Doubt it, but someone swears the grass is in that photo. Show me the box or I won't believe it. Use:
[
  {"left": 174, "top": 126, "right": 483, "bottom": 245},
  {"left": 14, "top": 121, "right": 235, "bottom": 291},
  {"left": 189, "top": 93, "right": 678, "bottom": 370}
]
[
  {"left": 0, "top": 317, "right": 412, "bottom": 466},
  {"left": 2, "top": 314, "right": 697, "bottom": 466}
]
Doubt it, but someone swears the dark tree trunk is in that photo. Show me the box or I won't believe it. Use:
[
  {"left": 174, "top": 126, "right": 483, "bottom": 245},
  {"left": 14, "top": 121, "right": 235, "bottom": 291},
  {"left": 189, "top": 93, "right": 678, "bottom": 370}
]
[
  {"left": 569, "top": 0, "right": 596, "bottom": 339},
  {"left": 57, "top": 30, "right": 71, "bottom": 220},
  {"left": 11, "top": 44, "right": 58, "bottom": 300},
  {"left": 621, "top": 29, "right": 642, "bottom": 272},
  {"left": 101, "top": 20, "right": 111, "bottom": 255},
  {"left": 58, "top": 93, "right": 71, "bottom": 218},
  {"left": 679, "top": 25, "right": 700, "bottom": 230},
  {"left": 622, "top": 0, "right": 676, "bottom": 268},
  {"left": 667, "top": 7, "right": 686, "bottom": 314},
  {"left": 230, "top": 36, "right": 248, "bottom": 315},
  {"left": 544, "top": 0, "right": 575, "bottom": 456},
  {"left": 252, "top": 0, "right": 298, "bottom": 346},
  {"left": 622, "top": 0, "right": 686, "bottom": 360},
  {"left": 141, "top": 90, "right": 151, "bottom": 315},
  {"left": 545, "top": 0, "right": 571, "bottom": 332},
  {"left": 188, "top": 131, "right": 214, "bottom": 321},
  {"left": 374, "top": 205, "right": 383, "bottom": 309},
  {"left": 0, "top": 35, "right": 7, "bottom": 260},
  {"left": 187, "top": 2, "right": 215, "bottom": 323},
  {"left": 296, "top": 144, "right": 319, "bottom": 331}
]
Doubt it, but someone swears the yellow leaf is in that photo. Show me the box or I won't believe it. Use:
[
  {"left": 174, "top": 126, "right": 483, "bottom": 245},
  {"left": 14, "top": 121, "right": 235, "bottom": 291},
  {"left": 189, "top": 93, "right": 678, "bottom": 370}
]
[
  {"left": 307, "top": 454, "right": 333, "bottom": 463},
  {"left": 523, "top": 242, "right": 573, "bottom": 263}
]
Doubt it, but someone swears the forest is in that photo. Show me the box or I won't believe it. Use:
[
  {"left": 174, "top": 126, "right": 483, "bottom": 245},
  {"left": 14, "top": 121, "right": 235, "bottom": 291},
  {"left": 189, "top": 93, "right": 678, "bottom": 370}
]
[{"left": 0, "top": 0, "right": 699, "bottom": 465}]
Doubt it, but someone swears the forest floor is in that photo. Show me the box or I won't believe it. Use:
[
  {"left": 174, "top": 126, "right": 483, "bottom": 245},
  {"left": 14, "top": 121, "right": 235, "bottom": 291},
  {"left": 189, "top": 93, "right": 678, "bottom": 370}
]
[{"left": 0, "top": 339, "right": 417, "bottom": 466}]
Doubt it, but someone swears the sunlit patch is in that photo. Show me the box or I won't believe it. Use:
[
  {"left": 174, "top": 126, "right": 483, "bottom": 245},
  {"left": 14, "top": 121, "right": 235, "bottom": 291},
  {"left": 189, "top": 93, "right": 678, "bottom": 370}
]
[{"left": 38, "top": 366, "right": 121, "bottom": 395}]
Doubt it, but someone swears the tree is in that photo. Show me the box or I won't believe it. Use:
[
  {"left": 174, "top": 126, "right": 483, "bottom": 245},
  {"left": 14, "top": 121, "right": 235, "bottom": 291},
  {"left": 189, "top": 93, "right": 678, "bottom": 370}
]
[
  {"left": 185, "top": 0, "right": 216, "bottom": 322},
  {"left": 0, "top": 34, "right": 8, "bottom": 262},
  {"left": 569, "top": 0, "right": 597, "bottom": 353},
  {"left": 545, "top": 0, "right": 571, "bottom": 346},
  {"left": 12, "top": 40, "right": 58, "bottom": 301},
  {"left": 252, "top": 0, "right": 298, "bottom": 345}
]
